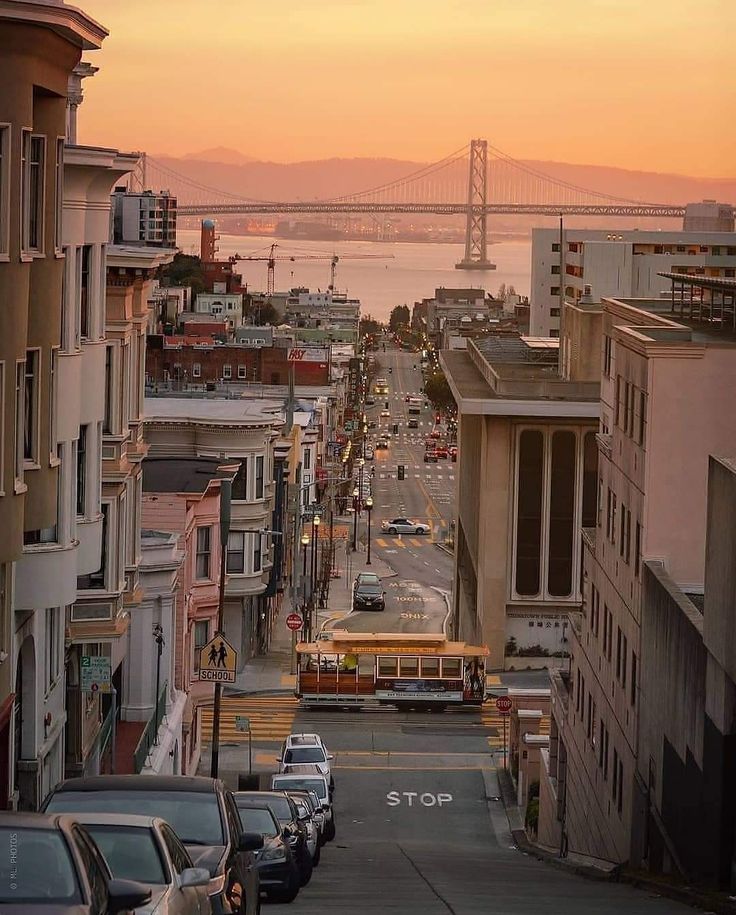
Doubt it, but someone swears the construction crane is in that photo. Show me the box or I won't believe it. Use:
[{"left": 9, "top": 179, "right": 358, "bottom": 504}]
[{"left": 235, "top": 243, "right": 392, "bottom": 295}]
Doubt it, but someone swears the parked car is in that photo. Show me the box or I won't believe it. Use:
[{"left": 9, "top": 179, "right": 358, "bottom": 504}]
[
  {"left": 43, "top": 775, "right": 263, "bottom": 915},
  {"left": 381, "top": 518, "right": 431, "bottom": 535},
  {"left": 286, "top": 795, "right": 320, "bottom": 865},
  {"left": 450, "top": 446, "right": 458, "bottom": 462},
  {"left": 0, "top": 813, "right": 152, "bottom": 915},
  {"left": 278, "top": 733, "right": 334, "bottom": 785},
  {"left": 271, "top": 770, "right": 335, "bottom": 842},
  {"left": 407, "top": 419, "right": 419, "bottom": 429},
  {"left": 380, "top": 409, "right": 391, "bottom": 418},
  {"left": 375, "top": 438, "right": 389, "bottom": 450},
  {"left": 353, "top": 579, "right": 386, "bottom": 611},
  {"left": 424, "top": 450, "right": 438, "bottom": 463},
  {"left": 365, "top": 396, "right": 376, "bottom": 406},
  {"left": 232, "top": 799, "right": 300, "bottom": 904},
  {"left": 76, "top": 814, "right": 211, "bottom": 915},
  {"left": 354, "top": 572, "right": 381, "bottom": 589},
  {"left": 434, "top": 443, "right": 449, "bottom": 458},
  {"left": 287, "top": 790, "right": 325, "bottom": 846},
  {"left": 234, "top": 792, "right": 312, "bottom": 887}
]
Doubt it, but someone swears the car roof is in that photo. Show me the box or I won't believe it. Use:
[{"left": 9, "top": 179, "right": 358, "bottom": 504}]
[
  {"left": 1, "top": 812, "right": 74, "bottom": 829},
  {"left": 71, "top": 813, "right": 163, "bottom": 828},
  {"left": 286, "top": 733, "right": 321, "bottom": 746},
  {"left": 273, "top": 766, "right": 327, "bottom": 780},
  {"left": 52, "top": 775, "right": 221, "bottom": 794}
]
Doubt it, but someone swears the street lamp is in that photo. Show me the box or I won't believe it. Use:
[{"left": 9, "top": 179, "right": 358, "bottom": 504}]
[
  {"left": 310, "top": 515, "right": 320, "bottom": 638},
  {"left": 152, "top": 623, "right": 165, "bottom": 745},
  {"left": 301, "top": 533, "right": 310, "bottom": 612},
  {"left": 358, "top": 458, "right": 365, "bottom": 517},
  {"left": 352, "top": 486, "right": 360, "bottom": 551},
  {"left": 365, "top": 496, "right": 373, "bottom": 565}
]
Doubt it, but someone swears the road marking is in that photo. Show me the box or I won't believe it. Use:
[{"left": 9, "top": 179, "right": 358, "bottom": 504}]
[
  {"left": 375, "top": 537, "right": 388, "bottom": 547},
  {"left": 409, "top": 538, "right": 423, "bottom": 546},
  {"left": 393, "top": 538, "right": 407, "bottom": 548},
  {"left": 387, "top": 791, "right": 454, "bottom": 807}
]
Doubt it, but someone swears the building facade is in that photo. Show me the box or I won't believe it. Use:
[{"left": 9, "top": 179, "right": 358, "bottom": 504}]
[
  {"left": 112, "top": 187, "right": 176, "bottom": 248},
  {"left": 530, "top": 228, "right": 736, "bottom": 337}
]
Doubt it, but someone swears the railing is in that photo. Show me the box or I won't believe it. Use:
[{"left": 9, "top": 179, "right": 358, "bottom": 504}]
[
  {"left": 133, "top": 682, "right": 168, "bottom": 774},
  {"left": 98, "top": 705, "right": 114, "bottom": 759}
]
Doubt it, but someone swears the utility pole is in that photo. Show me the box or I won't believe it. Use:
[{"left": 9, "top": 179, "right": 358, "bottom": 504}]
[{"left": 209, "top": 479, "right": 232, "bottom": 781}]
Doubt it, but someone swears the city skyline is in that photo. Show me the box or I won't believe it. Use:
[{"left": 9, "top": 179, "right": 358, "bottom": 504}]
[{"left": 76, "top": 0, "right": 735, "bottom": 179}]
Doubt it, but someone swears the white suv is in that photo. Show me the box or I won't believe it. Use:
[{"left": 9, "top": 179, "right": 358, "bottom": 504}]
[{"left": 278, "top": 734, "right": 333, "bottom": 785}]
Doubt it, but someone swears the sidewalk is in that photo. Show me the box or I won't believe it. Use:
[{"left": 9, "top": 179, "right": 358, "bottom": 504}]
[{"left": 227, "top": 534, "right": 394, "bottom": 697}]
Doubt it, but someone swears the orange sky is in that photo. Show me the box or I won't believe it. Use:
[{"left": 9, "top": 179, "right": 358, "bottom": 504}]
[{"left": 76, "top": 0, "right": 734, "bottom": 177}]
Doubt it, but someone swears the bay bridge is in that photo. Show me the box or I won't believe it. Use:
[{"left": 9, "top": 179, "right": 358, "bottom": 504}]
[{"left": 139, "top": 139, "right": 709, "bottom": 269}]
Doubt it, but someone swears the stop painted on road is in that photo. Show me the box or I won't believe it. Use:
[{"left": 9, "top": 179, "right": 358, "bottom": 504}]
[{"left": 386, "top": 791, "right": 453, "bottom": 807}]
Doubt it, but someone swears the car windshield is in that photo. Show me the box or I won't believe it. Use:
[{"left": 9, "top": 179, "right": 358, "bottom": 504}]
[
  {"left": 285, "top": 747, "right": 326, "bottom": 763},
  {"left": 236, "top": 806, "right": 280, "bottom": 838},
  {"left": 357, "top": 585, "right": 381, "bottom": 595},
  {"left": 255, "top": 795, "right": 294, "bottom": 824},
  {"left": 45, "top": 790, "right": 224, "bottom": 846},
  {"left": 358, "top": 574, "right": 380, "bottom": 585},
  {"left": 273, "top": 777, "right": 327, "bottom": 801},
  {"left": 0, "top": 827, "right": 81, "bottom": 903},
  {"left": 84, "top": 825, "right": 168, "bottom": 885}
]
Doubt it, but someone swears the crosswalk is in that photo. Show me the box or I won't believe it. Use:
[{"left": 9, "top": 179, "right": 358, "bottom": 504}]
[{"left": 200, "top": 695, "right": 298, "bottom": 746}]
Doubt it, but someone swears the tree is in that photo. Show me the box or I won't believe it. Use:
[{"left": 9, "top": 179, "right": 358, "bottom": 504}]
[
  {"left": 389, "top": 304, "right": 410, "bottom": 331},
  {"left": 360, "top": 316, "right": 382, "bottom": 337},
  {"left": 161, "top": 253, "right": 206, "bottom": 298},
  {"left": 254, "top": 302, "right": 279, "bottom": 326},
  {"left": 423, "top": 371, "right": 455, "bottom": 413}
]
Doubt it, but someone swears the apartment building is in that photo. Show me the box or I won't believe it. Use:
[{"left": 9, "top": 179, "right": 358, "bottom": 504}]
[
  {"left": 543, "top": 280, "right": 736, "bottom": 866},
  {"left": 111, "top": 187, "right": 177, "bottom": 248},
  {"left": 0, "top": 0, "right": 111, "bottom": 810},
  {"left": 441, "top": 327, "right": 600, "bottom": 670},
  {"left": 530, "top": 228, "right": 736, "bottom": 337},
  {"left": 144, "top": 399, "right": 284, "bottom": 663},
  {"left": 138, "top": 457, "right": 232, "bottom": 776}
]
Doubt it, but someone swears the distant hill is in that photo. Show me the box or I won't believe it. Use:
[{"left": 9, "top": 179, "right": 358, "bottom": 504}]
[{"left": 151, "top": 152, "right": 736, "bottom": 206}]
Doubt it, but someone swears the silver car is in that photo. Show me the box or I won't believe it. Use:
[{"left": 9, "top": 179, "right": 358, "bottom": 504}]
[
  {"left": 77, "top": 814, "right": 211, "bottom": 915},
  {"left": 381, "top": 517, "right": 431, "bottom": 535}
]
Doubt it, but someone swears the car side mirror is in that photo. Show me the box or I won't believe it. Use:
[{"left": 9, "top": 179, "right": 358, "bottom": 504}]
[
  {"left": 179, "top": 867, "right": 211, "bottom": 889},
  {"left": 108, "top": 878, "right": 152, "bottom": 914},
  {"left": 239, "top": 831, "right": 264, "bottom": 852}
]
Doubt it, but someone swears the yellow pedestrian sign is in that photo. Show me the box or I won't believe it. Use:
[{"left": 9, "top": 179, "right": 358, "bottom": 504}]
[{"left": 199, "top": 633, "right": 238, "bottom": 683}]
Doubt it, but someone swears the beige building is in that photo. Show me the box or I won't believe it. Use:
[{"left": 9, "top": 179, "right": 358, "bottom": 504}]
[
  {"left": 543, "top": 283, "right": 736, "bottom": 866},
  {"left": 441, "top": 328, "right": 600, "bottom": 670},
  {"left": 0, "top": 0, "right": 109, "bottom": 810}
]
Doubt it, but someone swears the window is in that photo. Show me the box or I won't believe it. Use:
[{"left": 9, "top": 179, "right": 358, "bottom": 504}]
[
  {"left": 612, "top": 749, "right": 624, "bottom": 813},
  {"left": 76, "top": 425, "right": 87, "bottom": 516},
  {"left": 103, "top": 345, "right": 113, "bottom": 434},
  {"left": 616, "top": 626, "right": 622, "bottom": 680},
  {"left": 237, "top": 364, "right": 247, "bottom": 380},
  {"left": 227, "top": 531, "right": 245, "bottom": 574},
  {"left": 45, "top": 607, "right": 59, "bottom": 688},
  {"left": 606, "top": 488, "right": 613, "bottom": 540},
  {"left": 631, "top": 651, "right": 637, "bottom": 705},
  {"left": 252, "top": 532, "right": 262, "bottom": 572},
  {"left": 552, "top": 242, "right": 560, "bottom": 253},
  {"left": 255, "top": 454, "right": 264, "bottom": 499},
  {"left": 614, "top": 375, "right": 621, "bottom": 426},
  {"left": 0, "top": 125, "right": 10, "bottom": 256},
  {"left": 54, "top": 138, "right": 63, "bottom": 252},
  {"left": 441, "top": 657, "right": 462, "bottom": 678},
  {"left": 192, "top": 363, "right": 201, "bottom": 378},
  {"left": 634, "top": 521, "right": 641, "bottom": 576},
  {"left": 586, "top": 692, "right": 592, "bottom": 739},
  {"left": 550, "top": 286, "right": 560, "bottom": 297},
  {"left": 515, "top": 430, "right": 544, "bottom": 596},
  {"left": 399, "top": 657, "right": 419, "bottom": 677},
  {"left": 420, "top": 657, "right": 440, "bottom": 677},
  {"left": 575, "top": 669, "right": 581, "bottom": 714},
  {"left": 550, "top": 307, "right": 560, "bottom": 317},
  {"left": 547, "top": 430, "right": 575, "bottom": 597},
  {"left": 23, "top": 350, "right": 39, "bottom": 463},
  {"left": 598, "top": 720, "right": 609, "bottom": 778},
  {"left": 77, "top": 504, "right": 108, "bottom": 590},
  {"left": 72, "top": 828, "right": 108, "bottom": 913},
  {"left": 303, "top": 448, "right": 311, "bottom": 471},
  {"left": 193, "top": 620, "right": 209, "bottom": 673},
  {"left": 579, "top": 674, "right": 585, "bottom": 721},
  {"left": 637, "top": 390, "right": 646, "bottom": 446},
  {"left": 603, "top": 335, "right": 612, "bottom": 377},
  {"left": 79, "top": 245, "right": 91, "bottom": 338},
  {"left": 597, "top": 475, "right": 604, "bottom": 527},
  {"left": 196, "top": 526, "right": 212, "bottom": 579},
  {"left": 611, "top": 493, "right": 617, "bottom": 545},
  {"left": 378, "top": 657, "right": 398, "bottom": 677},
  {"left": 581, "top": 432, "right": 597, "bottom": 528},
  {"left": 22, "top": 132, "right": 45, "bottom": 253},
  {"left": 551, "top": 264, "right": 560, "bottom": 274},
  {"left": 621, "top": 633, "right": 628, "bottom": 688},
  {"left": 223, "top": 364, "right": 232, "bottom": 380},
  {"left": 232, "top": 458, "right": 248, "bottom": 500}
]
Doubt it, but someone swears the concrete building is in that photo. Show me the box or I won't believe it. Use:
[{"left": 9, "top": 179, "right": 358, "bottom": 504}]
[
  {"left": 683, "top": 200, "right": 734, "bottom": 233},
  {"left": 424, "top": 287, "right": 489, "bottom": 343},
  {"left": 194, "top": 292, "right": 244, "bottom": 330},
  {"left": 112, "top": 187, "right": 177, "bottom": 248},
  {"left": 139, "top": 457, "right": 232, "bottom": 776},
  {"left": 0, "top": 0, "right": 111, "bottom": 810},
  {"left": 543, "top": 286, "right": 736, "bottom": 868},
  {"left": 144, "top": 399, "right": 284, "bottom": 664},
  {"left": 530, "top": 228, "right": 736, "bottom": 337},
  {"left": 441, "top": 329, "right": 600, "bottom": 670}
]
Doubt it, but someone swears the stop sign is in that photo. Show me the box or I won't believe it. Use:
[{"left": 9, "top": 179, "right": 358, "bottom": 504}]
[
  {"left": 496, "top": 696, "right": 513, "bottom": 715},
  {"left": 286, "top": 613, "right": 303, "bottom": 632}
]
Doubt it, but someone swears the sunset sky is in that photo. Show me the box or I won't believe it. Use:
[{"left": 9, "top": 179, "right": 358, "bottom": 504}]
[{"left": 76, "top": 0, "right": 734, "bottom": 177}]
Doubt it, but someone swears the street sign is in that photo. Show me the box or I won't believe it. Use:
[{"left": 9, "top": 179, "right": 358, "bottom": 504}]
[
  {"left": 496, "top": 696, "right": 513, "bottom": 715},
  {"left": 235, "top": 716, "right": 251, "bottom": 732},
  {"left": 198, "top": 633, "right": 238, "bottom": 683},
  {"left": 286, "top": 613, "right": 303, "bottom": 632},
  {"left": 80, "top": 655, "right": 111, "bottom": 694}
]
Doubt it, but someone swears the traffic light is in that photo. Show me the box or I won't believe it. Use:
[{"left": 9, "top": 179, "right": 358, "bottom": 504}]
[{"left": 398, "top": 465, "right": 405, "bottom": 481}]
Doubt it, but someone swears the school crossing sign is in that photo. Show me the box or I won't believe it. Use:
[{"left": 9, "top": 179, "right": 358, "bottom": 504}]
[{"left": 198, "top": 633, "right": 238, "bottom": 684}]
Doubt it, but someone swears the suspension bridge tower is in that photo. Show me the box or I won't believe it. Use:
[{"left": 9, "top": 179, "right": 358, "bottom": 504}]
[{"left": 456, "top": 138, "right": 496, "bottom": 272}]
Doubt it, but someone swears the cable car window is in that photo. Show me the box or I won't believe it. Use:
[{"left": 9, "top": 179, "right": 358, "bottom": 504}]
[
  {"left": 420, "top": 657, "right": 440, "bottom": 678},
  {"left": 399, "top": 657, "right": 419, "bottom": 677},
  {"left": 378, "top": 657, "right": 398, "bottom": 677},
  {"left": 441, "top": 657, "right": 462, "bottom": 678}
]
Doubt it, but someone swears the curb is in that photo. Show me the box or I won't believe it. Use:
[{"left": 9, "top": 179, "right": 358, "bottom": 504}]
[
  {"left": 434, "top": 541, "right": 454, "bottom": 556},
  {"left": 223, "top": 687, "right": 295, "bottom": 698}
]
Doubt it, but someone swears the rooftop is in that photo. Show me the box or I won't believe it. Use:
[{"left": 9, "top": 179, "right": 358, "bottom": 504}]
[
  {"left": 142, "top": 457, "right": 225, "bottom": 493},
  {"left": 144, "top": 396, "right": 285, "bottom": 427}
]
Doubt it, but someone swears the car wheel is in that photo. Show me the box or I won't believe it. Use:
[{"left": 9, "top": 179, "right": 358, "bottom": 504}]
[
  {"left": 416, "top": 527, "right": 424, "bottom": 535},
  {"left": 312, "top": 842, "right": 321, "bottom": 866},
  {"left": 325, "top": 818, "right": 336, "bottom": 842},
  {"left": 298, "top": 851, "right": 313, "bottom": 886},
  {"left": 268, "top": 870, "right": 300, "bottom": 904},
  {"left": 388, "top": 527, "right": 397, "bottom": 535}
]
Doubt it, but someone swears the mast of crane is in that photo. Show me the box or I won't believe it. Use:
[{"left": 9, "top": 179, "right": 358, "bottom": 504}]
[{"left": 267, "top": 242, "right": 277, "bottom": 296}]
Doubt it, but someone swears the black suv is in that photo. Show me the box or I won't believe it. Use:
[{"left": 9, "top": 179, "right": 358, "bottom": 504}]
[
  {"left": 353, "top": 576, "right": 385, "bottom": 611},
  {"left": 43, "top": 775, "right": 263, "bottom": 915}
]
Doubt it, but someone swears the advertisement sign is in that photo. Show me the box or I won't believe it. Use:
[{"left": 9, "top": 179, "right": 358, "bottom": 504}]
[{"left": 288, "top": 347, "right": 329, "bottom": 362}]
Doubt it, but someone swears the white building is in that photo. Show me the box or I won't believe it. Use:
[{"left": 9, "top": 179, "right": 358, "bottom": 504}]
[
  {"left": 195, "top": 292, "right": 244, "bottom": 329},
  {"left": 111, "top": 188, "right": 177, "bottom": 248},
  {"left": 530, "top": 228, "right": 736, "bottom": 337}
]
